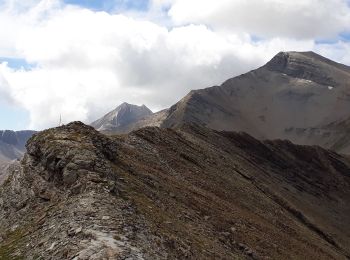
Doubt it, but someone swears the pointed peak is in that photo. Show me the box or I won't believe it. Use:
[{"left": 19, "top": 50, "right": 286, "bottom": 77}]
[
  {"left": 115, "top": 102, "right": 152, "bottom": 112},
  {"left": 273, "top": 51, "right": 318, "bottom": 57},
  {"left": 118, "top": 102, "right": 131, "bottom": 108},
  {"left": 265, "top": 51, "right": 290, "bottom": 71},
  {"left": 116, "top": 102, "right": 149, "bottom": 109},
  {"left": 267, "top": 51, "right": 343, "bottom": 70},
  {"left": 115, "top": 102, "right": 137, "bottom": 111},
  {"left": 264, "top": 50, "right": 350, "bottom": 87},
  {"left": 266, "top": 51, "right": 330, "bottom": 71},
  {"left": 91, "top": 102, "right": 153, "bottom": 130}
]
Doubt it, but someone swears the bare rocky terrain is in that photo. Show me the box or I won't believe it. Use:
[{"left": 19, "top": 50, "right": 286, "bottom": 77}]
[
  {"left": 1, "top": 51, "right": 350, "bottom": 259},
  {"left": 97, "top": 51, "right": 350, "bottom": 154},
  {"left": 0, "top": 121, "right": 349, "bottom": 259}
]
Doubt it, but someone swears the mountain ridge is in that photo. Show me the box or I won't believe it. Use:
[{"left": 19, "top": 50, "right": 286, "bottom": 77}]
[
  {"left": 95, "top": 51, "right": 350, "bottom": 154},
  {"left": 0, "top": 121, "right": 349, "bottom": 259}
]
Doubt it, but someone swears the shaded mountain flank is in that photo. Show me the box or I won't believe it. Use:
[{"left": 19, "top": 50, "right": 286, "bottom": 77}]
[
  {"left": 95, "top": 51, "right": 350, "bottom": 154},
  {"left": 0, "top": 130, "right": 36, "bottom": 169},
  {"left": 0, "top": 130, "right": 35, "bottom": 159},
  {"left": 0, "top": 122, "right": 349, "bottom": 259}
]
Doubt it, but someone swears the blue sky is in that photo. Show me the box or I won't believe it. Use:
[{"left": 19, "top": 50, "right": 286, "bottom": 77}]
[
  {"left": 63, "top": 0, "right": 149, "bottom": 12},
  {"left": 0, "top": 58, "right": 35, "bottom": 70},
  {"left": 0, "top": 104, "right": 29, "bottom": 130}
]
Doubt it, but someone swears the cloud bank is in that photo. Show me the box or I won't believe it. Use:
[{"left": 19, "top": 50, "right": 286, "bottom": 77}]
[
  {"left": 166, "top": 0, "right": 350, "bottom": 39},
  {"left": 0, "top": 0, "right": 349, "bottom": 129}
]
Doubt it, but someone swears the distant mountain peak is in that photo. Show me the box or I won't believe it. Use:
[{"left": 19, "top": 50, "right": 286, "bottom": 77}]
[
  {"left": 90, "top": 51, "right": 350, "bottom": 154},
  {"left": 119, "top": 102, "right": 132, "bottom": 107},
  {"left": 271, "top": 51, "right": 327, "bottom": 60},
  {"left": 118, "top": 102, "right": 148, "bottom": 110},
  {"left": 265, "top": 51, "right": 350, "bottom": 87},
  {"left": 267, "top": 51, "right": 350, "bottom": 72},
  {"left": 266, "top": 51, "right": 319, "bottom": 70},
  {"left": 91, "top": 102, "right": 153, "bottom": 131}
]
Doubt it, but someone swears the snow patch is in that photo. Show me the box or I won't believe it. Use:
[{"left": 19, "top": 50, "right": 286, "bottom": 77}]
[{"left": 295, "top": 78, "right": 314, "bottom": 85}]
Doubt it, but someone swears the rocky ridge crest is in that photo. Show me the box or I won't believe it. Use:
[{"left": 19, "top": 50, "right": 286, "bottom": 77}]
[{"left": 0, "top": 122, "right": 349, "bottom": 259}]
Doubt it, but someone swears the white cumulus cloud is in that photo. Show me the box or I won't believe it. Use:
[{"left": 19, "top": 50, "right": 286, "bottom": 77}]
[
  {"left": 166, "top": 0, "right": 350, "bottom": 39},
  {"left": 0, "top": 0, "right": 349, "bottom": 129}
]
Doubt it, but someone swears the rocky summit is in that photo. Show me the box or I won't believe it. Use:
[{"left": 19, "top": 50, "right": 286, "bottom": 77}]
[
  {"left": 0, "top": 121, "right": 349, "bottom": 259},
  {"left": 91, "top": 102, "right": 153, "bottom": 133}
]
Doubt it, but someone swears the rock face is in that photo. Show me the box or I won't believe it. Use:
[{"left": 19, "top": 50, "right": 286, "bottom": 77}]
[
  {"left": 0, "top": 122, "right": 349, "bottom": 259},
  {"left": 101, "top": 51, "right": 350, "bottom": 154},
  {"left": 91, "top": 102, "right": 153, "bottom": 132}
]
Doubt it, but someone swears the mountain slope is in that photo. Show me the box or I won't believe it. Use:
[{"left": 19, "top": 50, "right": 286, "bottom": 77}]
[
  {"left": 102, "top": 51, "right": 350, "bottom": 153},
  {"left": 0, "top": 130, "right": 35, "bottom": 167},
  {"left": 0, "top": 130, "right": 36, "bottom": 184},
  {"left": 91, "top": 102, "right": 153, "bottom": 132},
  {"left": 0, "top": 122, "right": 349, "bottom": 259},
  {"left": 162, "top": 52, "right": 350, "bottom": 136},
  {"left": 284, "top": 116, "right": 350, "bottom": 155}
]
